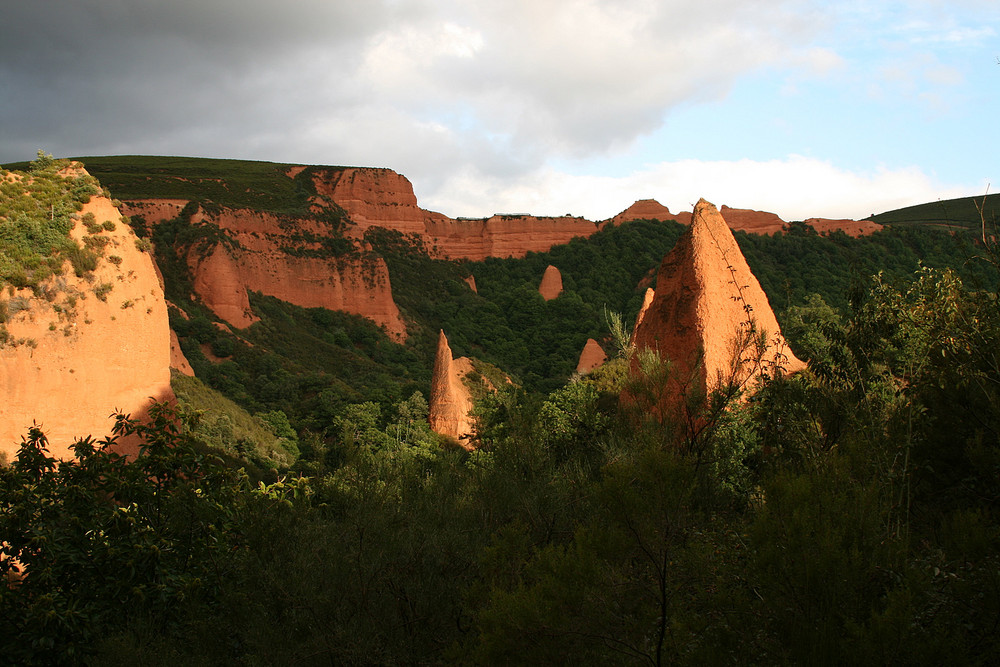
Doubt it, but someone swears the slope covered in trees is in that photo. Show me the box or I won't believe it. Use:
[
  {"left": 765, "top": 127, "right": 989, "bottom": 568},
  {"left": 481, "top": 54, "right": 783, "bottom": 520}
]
[
  {"left": 3, "top": 155, "right": 999, "bottom": 663},
  {"left": 4, "top": 260, "right": 999, "bottom": 664}
]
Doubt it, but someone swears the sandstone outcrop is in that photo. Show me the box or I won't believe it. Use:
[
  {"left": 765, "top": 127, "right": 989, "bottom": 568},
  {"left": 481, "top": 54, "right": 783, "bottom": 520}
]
[
  {"left": 424, "top": 214, "right": 599, "bottom": 260},
  {"left": 631, "top": 199, "right": 805, "bottom": 415},
  {"left": 118, "top": 164, "right": 879, "bottom": 343},
  {"left": 803, "top": 217, "right": 882, "bottom": 237},
  {"left": 124, "top": 202, "right": 407, "bottom": 339},
  {"left": 429, "top": 330, "right": 477, "bottom": 447},
  {"left": 464, "top": 274, "right": 478, "bottom": 293},
  {"left": 309, "top": 167, "right": 601, "bottom": 260},
  {"left": 538, "top": 265, "right": 564, "bottom": 301},
  {"left": 609, "top": 199, "right": 691, "bottom": 226},
  {"left": 576, "top": 338, "right": 607, "bottom": 374},
  {"left": 0, "top": 176, "right": 173, "bottom": 460},
  {"left": 607, "top": 199, "right": 878, "bottom": 238},
  {"left": 630, "top": 287, "right": 656, "bottom": 345},
  {"left": 170, "top": 329, "right": 195, "bottom": 377},
  {"left": 719, "top": 205, "right": 787, "bottom": 235}
]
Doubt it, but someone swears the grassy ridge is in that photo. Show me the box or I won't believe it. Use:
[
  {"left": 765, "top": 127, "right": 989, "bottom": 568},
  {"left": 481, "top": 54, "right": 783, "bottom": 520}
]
[
  {"left": 69, "top": 155, "right": 349, "bottom": 216},
  {"left": 867, "top": 192, "right": 1000, "bottom": 231}
]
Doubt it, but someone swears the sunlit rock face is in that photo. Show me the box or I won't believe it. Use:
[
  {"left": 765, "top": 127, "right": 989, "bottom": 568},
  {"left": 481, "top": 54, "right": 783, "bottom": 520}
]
[
  {"left": 123, "top": 199, "right": 408, "bottom": 340},
  {"left": 538, "top": 265, "right": 563, "bottom": 301},
  {"left": 576, "top": 338, "right": 607, "bottom": 375},
  {"left": 631, "top": 199, "right": 805, "bottom": 413},
  {"left": 803, "top": 217, "right": 882, "bottom": 237},
  {"left": 0, "top": 177, "right": 173, "bottom": 459},
  {"left": 429, "top": 330, "right": 477, "bottom": 447},
  {"left": 718, "top": 205, "right": 787, "bottom": 235}
]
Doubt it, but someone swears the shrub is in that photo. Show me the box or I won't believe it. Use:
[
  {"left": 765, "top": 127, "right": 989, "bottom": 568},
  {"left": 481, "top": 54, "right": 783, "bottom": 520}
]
[
  {"left": 102, "top": 220, "right": 116, "bottom": 232},
  {"left": 67, "top": 246, "right": 99, "bottom": 276},
  {"left": 93, "top": 283, "right": 113, "bottom": 301}
]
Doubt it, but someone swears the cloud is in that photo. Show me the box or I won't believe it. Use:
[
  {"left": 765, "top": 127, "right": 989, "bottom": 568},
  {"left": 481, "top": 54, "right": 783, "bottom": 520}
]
[
  {"left": 421, "top": 156, "right": 972, "bottom": 222},
  {"left": 0, "top": 0, "right": 829, "bottom": 169}
]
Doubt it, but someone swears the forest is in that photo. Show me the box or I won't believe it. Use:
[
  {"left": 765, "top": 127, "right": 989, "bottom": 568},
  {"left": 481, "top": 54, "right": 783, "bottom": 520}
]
[{"left": 1, "top": 157, "right": 998, "bottom": 664}]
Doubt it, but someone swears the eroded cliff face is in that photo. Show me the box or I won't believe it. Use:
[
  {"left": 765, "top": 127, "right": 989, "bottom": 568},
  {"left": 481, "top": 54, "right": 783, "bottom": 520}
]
[
  {"left": 313, "top": 167, "right": 601, "bottom": 260},
  {"left": 538, "top": 265, "right": 564, "bottom": 301},
  {"left": 631, "top": 199, "right": 805, "bottom": 414},
  {"left": 120, "top": 165, "right": 877, "bottom": 344},
  {"left": 428, "top": 330, "right": 477, "bottom": 447},
  {"left": 719, "top": 205, "right": 787, "bottom": 235},
  {"left": 0, "top": 181, "right": 173, "bottom": 460},
  {"left": 610, "top": 199, "right": 692, "bottom": 226},
  {"left": 630, "top": 287, "right": 656, "bottom": 345},
  {"left": 125, "top": 201, "right": 407, "bottom": 339},
  {"left": 804, "top": 217, "right": 883, "bottom": 237},
  {"left": 608, "top": 198, "right": 878, "bottom": 237}
]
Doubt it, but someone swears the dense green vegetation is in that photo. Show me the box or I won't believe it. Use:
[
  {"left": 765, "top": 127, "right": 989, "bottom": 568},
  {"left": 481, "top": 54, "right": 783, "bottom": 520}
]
[
  {"left": 4, "top": 261, "right": 999, "bottom": 664},
  {"left": 0, "top": 153, "right": 101, "bottom": 292},
  {"left": 65, "top": 156, "right": 343, "bottom": 217}
]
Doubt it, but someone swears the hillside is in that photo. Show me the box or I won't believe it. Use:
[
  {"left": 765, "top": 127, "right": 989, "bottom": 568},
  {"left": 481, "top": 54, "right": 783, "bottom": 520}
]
[
  {"left": 867, "top": 191, "right": 1000, "bottom": 232},
  {"left": 36, "top": 155, "right": 989, "bottom": 417},
  {"left": 3, "top": 154, "right": 999, "bottom": 665}
]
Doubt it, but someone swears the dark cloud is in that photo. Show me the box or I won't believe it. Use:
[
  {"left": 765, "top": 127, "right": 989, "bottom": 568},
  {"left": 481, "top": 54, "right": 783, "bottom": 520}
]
[{"left": 0, "top": 0, "right": 388, "bottom": 161}]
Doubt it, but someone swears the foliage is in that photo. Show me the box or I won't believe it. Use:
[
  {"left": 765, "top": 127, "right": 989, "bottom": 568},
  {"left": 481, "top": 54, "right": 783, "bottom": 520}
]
[
  {"left": 0, "top": 405, "right": 249, "bottom": 665},
  {"left": 68, "top": 155, "right": 343, "bottom": 217},
  {"left": 0, "top": 154, "right": 101, "bottom": 291}
]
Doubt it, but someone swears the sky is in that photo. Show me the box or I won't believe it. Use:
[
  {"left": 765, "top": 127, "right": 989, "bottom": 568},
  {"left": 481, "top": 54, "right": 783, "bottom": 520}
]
[{"left": 1, "top": 0, "right": 997, "bottom": 221}]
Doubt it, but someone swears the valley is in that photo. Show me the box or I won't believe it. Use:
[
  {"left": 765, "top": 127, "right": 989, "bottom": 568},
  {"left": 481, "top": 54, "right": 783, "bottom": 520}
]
[{"left": 2, "top": 154, "right": 998, "bottom": 664}]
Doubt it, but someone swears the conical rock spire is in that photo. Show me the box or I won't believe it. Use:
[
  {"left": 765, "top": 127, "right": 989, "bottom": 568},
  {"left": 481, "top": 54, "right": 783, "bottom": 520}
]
[
  {"left": 429, "top": 330, "right": 477, "bottom": 447},
  {"left": 631, "top": 199, "right": 804, "bottom": 406}
]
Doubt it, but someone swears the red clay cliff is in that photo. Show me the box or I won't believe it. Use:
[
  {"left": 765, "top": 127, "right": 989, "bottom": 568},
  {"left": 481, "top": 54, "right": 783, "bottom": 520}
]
[
  {"left": 0, "top": 173, "right": 173, "bottom": 459},
  {"left": 631, "top": 199, "right": 805, "bottom": 417}
]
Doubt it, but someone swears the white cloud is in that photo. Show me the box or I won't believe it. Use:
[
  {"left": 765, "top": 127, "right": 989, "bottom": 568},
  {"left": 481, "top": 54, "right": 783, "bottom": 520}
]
[{"left": 421, "top": 156, "right": 972, "bottom": 222}]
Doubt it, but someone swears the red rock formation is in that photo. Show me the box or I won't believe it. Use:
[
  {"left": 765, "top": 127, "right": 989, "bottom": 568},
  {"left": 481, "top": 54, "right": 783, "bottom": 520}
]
[
  {"left": 311, "top": 167, "right": 447, "bottom": 237},
  {"left": 609, "top": 199, "right": 692, "bottom": 226},
  {"left": 125, "top": 201, "right": 408, "bottom": 340},
  {"left": 719, "top": 205, "right": 787, "bottom": 235},
  {"left": 118, "top": 165, "right": 877, "bottom": 341},
  {"left": 428, "top": 330, "right": 476, "bottom": 447},
  {"left": 631, "top": 199, "right": 805, "bottom": 416},
  {"left": 0, "top": 176, "right": 173, "bottom": 460},
  {"left": 576, "top": 338, "right": 607, "bottom": 374},
  {"left": 538, "top": 265, "right": 563, "bottom": 300},
  {"left": 170, "top": 329, "right": 194, "bottom": 377},
  {"left": 630, "top": 287, "right": 656, "bottom": 345},
  {"left": 803, "top": 217, "right": 882, "bottom": 237},
  {"left": 464, "top": 274, "right": 478, "bottom": 293},
  {"left": 310, "top": 167, "right": 600, "bottom": 260},
  {"left": 424, "top": 215, "right": 598, "bottom": 260}
]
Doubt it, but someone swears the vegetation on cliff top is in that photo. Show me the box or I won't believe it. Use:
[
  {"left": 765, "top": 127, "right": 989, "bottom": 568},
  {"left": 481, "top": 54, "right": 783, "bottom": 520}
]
[{"left": 0, "top": 152, "right": 101, "bottom": 292}]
